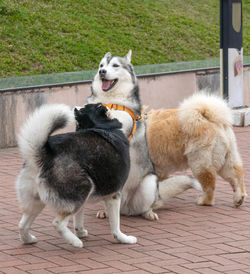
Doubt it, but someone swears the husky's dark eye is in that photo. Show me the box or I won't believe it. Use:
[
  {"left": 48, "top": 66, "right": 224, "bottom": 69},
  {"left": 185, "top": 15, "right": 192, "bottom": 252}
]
[
  {"left": 100, "top": 64, "right": 103, "bottom": 68},
  {"left": 113, "top": 64, "right": 119, "bottom": 68}
]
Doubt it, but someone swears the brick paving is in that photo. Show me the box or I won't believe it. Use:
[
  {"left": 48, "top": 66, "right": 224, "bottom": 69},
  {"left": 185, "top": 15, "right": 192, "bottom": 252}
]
[{"left": 0, "top": 127, "right": 250, "bottom": 273}]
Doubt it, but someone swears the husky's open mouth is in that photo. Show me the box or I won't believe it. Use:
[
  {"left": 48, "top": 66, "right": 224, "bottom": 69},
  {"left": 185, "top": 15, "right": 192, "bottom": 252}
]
[{"left": 101, "top": 79, "right": 118, "bottom": 92}]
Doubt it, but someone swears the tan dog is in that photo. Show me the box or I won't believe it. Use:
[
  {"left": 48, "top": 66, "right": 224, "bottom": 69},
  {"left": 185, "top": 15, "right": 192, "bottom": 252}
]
[{"left": 146, "top": 93, "right": 247, "bottom": 207}]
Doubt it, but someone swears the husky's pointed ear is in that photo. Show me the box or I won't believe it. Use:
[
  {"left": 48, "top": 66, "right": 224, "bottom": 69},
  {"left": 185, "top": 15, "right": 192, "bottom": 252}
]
[
  {"left": 104, "top": 52, "right": 112, "bottom": 58},
  {"left": 125, "top": 50, "right": 132, "bottom": 63}
]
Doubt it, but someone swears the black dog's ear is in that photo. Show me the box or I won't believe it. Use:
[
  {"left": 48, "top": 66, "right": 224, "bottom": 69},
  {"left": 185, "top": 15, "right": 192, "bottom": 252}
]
[
  {"left": 97, "top": 104, "right": 108, "bottom": 116},
  {"left": 74, "top": 108, "right": 80, "bottom": 120}
]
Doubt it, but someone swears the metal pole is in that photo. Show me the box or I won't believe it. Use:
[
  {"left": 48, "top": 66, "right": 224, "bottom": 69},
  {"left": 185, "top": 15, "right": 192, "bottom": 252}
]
[{"left": 220, "top": 0, "right": 243, "bottom": 107}]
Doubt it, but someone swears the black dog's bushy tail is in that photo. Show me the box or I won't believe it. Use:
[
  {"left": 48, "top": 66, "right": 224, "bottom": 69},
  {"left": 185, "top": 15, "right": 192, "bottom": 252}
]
[{"left": 18, "top": 104, "right": 74, "bottom": 169}]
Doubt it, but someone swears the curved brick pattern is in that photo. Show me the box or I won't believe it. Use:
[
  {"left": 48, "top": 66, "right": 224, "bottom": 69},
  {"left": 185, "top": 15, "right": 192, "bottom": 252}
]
[{"left": 0, "top": 127, "right": 250, "bottom": 273}]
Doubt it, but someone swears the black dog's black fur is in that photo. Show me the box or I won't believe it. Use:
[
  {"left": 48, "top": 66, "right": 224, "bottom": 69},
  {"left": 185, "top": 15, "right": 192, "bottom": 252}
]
[{"left": 39, "top": 104, "right": 130, "bottom": 210}]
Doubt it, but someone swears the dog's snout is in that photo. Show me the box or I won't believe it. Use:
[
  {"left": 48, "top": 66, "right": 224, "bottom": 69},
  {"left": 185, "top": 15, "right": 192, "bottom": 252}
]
[{"left": 99, "top": 69, "right": 107, "bottom": 76}]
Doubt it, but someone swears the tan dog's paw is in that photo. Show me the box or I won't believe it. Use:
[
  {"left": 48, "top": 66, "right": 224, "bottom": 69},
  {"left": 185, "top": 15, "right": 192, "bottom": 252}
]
[
  {"left": 234, "top": 197, "right": 244, "bottom": 208},
  {"left": 143, "top": 209, "right": 159, "bottom": 221},
  {"left": 96, "top": 210, "right": 108, "bottom": 219},
  {"left": 233, "top": 192, "right": 247, "bottom": 208},
  {"left": 196, "top": 195, "right": 214, "bottom": 206},
  {"left": 233, "top": 189, "right": 247, "bottom": 207}
]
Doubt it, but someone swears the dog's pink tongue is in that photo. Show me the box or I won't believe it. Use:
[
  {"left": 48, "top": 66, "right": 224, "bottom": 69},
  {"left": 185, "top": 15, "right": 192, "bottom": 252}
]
[{"left": 102, "top": 80, "right": 112, "bottom": 91}]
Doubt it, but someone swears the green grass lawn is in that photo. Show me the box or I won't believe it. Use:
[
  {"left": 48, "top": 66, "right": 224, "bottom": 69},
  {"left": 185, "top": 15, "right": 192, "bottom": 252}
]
[{"left": 0, "top": 0, "right": 249, "bottom": 78}]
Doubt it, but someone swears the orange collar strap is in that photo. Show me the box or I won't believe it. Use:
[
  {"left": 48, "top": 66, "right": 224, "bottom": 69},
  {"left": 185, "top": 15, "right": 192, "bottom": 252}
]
[{"left": 103, "top": 103, "right": 141, "bottom": 141}]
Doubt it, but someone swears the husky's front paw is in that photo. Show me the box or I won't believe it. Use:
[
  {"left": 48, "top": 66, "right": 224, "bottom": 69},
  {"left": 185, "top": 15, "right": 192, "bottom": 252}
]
[
  {"left": 122, "top": 235, "right": 137, "bottom": 244},
  {"left": 143, "top": 209, "right": 159, "bottom": 221},
  {"left": 96, "top": 210, "right": 108, "bottom": 219},
  {"left": 114, "top": 232, "right": 137, "bottom": 244},
  {"left": 71, "top": 237, "right": 83, "bottom": 248},
  {"left": 20, "top": 232, "right": 37, "bottom": 244},
  {"left": 75, "top": 228, "right": 88, "bottom": 238}
]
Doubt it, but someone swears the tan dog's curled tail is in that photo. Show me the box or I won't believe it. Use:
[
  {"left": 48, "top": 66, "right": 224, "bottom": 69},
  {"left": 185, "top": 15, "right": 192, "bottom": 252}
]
[{"left": 178, "top": 92, "right": 233, "bottom": 137}]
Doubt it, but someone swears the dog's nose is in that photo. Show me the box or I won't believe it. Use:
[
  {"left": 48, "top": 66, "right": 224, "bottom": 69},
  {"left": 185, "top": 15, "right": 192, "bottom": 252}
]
[{"left": 99, "top": 69, "right": 107, "bottom": 76}]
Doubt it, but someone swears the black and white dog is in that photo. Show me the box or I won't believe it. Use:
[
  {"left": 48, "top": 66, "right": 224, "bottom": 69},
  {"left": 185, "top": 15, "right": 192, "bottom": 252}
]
[{"left": 16, "top": 103, "right": 136, "bottom": 248}]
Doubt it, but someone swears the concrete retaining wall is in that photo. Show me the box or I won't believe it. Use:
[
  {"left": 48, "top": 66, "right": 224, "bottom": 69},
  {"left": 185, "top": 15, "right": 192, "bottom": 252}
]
[{"left": 0, "top": 66, "right": 249, "bottom": 148}]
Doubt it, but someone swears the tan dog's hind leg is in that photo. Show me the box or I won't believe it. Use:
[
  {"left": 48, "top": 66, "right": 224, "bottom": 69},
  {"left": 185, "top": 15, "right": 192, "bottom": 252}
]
[
  {"left": 219, "top": 164, "right": 247, "bottom": 207},
  {"left": 195, "top": 169, "right": 216, "bottom": 206}
]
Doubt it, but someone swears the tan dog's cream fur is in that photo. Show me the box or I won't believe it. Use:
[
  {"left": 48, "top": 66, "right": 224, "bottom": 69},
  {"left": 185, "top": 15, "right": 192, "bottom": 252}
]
[{"left": 146, "top": 93, "right": 247, "bottom": 207}]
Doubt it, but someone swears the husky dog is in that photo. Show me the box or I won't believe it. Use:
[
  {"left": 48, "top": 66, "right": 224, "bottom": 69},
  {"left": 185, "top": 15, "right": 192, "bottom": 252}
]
[
  {"left": 87, "top": 50, "right": 201, "bottom": 220},
  {"left": 16, "top": 103, "right": 137, "bottom": 248},
  {"left": 146, "top": 93, "right": 247, "bottom": 207}
]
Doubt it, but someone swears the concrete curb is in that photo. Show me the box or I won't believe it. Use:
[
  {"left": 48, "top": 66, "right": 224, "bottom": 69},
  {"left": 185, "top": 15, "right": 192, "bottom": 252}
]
[{"left": 232, "top": 107, "right": 250, "bottom": 126}]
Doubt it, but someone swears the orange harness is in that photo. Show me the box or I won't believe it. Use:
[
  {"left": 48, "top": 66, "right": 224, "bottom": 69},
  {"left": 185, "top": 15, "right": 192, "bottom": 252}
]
[{"left": 103, "top": 103, "right": 141, "bottom": 141}]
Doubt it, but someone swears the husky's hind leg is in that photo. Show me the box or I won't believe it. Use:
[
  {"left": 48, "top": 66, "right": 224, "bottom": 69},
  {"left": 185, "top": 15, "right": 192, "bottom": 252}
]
[
  {"left": 18, "top": 201, "right": 45, "bottom": 244},
  {"left": 96, "top": 209, "right": 108, "bottom": 219},
  {"left": 16, "top": 168, "right": 45, "bottom": 244},
  {"left": 105, "top": 193, "right": 137, "bottom": 244},
  {"left": 53, "top": 213, "right": 83, "bottom": 248},
  {"left": 154, "top": 175, "right": 201, "bottom": 207},
  {"left": 73, "top": 207, "right": 88, "bottom": 238},
  {"left": 136, "top": 174, "right": 159, "bottom": 221},
  {"left": 121, "top": 174, "right": 199, "bottom": 221},
  {"left": 96, "top": 202, "right": 108, "bottom": 219},
  {"left": 54, "top": 176, "right": 93, "bottom": 248},
  {"left": 120, "top": 174, "right": 159, "bottom": 221}
]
